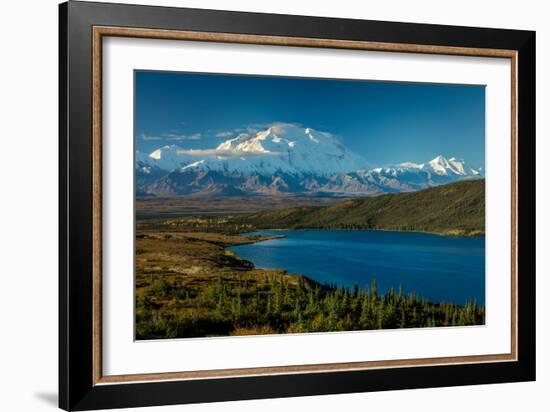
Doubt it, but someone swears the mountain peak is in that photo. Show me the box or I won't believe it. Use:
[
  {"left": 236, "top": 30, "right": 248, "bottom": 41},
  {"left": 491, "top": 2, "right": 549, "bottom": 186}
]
[
  {"left": 150, "top": 144, "right": 179, "bottom": 160},
  {"left": 425, "top": 155, "right": 467, "bottom": 176},
  {"left": 136, "top": 125, "right": 482, "bottom": 197},
  {"left": 429, "top": 154, "right": 450, "bottom": 165},
  {"left": 173, "top": 123, "right": 369, "bottom": 176}
]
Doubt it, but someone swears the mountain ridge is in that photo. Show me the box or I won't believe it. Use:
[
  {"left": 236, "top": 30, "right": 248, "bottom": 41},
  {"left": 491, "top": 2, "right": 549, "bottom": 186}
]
[
  {"left": 231, "top": 179, "right": 485, "bottom": 236},
  {"left": 136, "top": 124, "right": 483, "bottom": 197}
]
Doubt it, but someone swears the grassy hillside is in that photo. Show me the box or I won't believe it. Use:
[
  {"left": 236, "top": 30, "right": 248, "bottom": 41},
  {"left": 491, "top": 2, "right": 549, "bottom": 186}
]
[{"left": 235, "top": 179, "right": 485, "bottom": 236}]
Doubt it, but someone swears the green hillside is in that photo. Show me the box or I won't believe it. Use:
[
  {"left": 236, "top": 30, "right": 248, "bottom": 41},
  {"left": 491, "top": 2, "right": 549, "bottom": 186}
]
[{"left": 235, "top": 179, "right": 485, "bottom": 236}]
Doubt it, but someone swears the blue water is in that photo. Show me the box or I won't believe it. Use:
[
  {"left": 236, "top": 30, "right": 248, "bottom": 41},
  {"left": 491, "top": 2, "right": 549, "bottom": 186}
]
[{"left": 230, "top": 230, "right": 485, "bottom": 305}]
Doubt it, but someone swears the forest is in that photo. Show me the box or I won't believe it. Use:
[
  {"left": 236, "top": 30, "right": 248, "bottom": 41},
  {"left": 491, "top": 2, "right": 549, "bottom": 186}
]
[{"left": 136, "top": 273, "right": 484, "bottom": 339}]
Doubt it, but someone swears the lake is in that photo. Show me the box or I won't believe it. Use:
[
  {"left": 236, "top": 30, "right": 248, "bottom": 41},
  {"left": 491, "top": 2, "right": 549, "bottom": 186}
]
[{"left": 230, "top": 230, "right": 485, "bottom": 305}]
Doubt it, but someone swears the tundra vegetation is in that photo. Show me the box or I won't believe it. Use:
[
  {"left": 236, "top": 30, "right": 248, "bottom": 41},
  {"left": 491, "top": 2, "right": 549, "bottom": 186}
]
[{"left": 135, "top": 180, "right": 485, "bottom": 339}]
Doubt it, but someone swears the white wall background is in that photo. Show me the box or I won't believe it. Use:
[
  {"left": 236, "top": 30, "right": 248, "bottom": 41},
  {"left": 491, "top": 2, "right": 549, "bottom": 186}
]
[{"left": 0, "top": 0, "right": 546, "bottom": 411}]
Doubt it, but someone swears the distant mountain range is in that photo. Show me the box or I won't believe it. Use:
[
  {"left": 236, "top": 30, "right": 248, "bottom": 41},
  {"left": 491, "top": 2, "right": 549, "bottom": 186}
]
[{"left": 136, "top": 124, "right": 483, "bottom": 197}]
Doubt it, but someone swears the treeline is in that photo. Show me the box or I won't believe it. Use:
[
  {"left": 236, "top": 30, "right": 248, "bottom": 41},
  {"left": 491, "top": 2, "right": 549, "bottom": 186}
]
[{"left": 136, "top": 275, "right": 485, "bottom": 339}]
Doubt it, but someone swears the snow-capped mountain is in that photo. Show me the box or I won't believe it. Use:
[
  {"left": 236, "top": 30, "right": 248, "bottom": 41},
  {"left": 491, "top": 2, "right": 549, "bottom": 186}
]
[
  {"left": 136, "top": 124, "right": 483, "bottom": 196},
  {"left": 137, "top": 124, "right": 367, "bottom": 176},
  {"left": 400, "top": 155, "right": 482, "bottom": 178},
  {"left": 359, "top": 155, "right": 483, "bottom": 192}
]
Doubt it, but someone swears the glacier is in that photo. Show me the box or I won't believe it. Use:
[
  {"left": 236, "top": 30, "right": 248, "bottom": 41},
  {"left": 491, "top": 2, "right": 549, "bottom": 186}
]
[{"left": 135, "top": 124, "right": 483, "bottom": 197}]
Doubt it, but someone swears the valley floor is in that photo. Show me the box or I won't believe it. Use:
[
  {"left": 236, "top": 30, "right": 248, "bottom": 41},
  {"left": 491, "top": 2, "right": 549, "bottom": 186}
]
[{"left": 136, "top": 194, "right": 343, "bottom": 219}]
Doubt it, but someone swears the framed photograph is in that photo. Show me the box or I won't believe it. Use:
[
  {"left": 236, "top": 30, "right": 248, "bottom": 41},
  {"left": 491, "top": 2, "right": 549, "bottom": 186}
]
[{"left": 59, "top": 1, "right": 535, "bottom": 410}]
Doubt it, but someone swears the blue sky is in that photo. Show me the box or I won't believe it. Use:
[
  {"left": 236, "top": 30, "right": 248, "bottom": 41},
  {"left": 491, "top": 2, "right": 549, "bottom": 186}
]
[{"left": 135, "top": 71, "right": 485, "bottom": 167}]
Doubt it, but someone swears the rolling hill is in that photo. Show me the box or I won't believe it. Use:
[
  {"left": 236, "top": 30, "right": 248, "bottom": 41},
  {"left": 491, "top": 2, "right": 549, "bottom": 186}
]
[{"left": 234, "top": 179, "right": 485, "bottom": 236}]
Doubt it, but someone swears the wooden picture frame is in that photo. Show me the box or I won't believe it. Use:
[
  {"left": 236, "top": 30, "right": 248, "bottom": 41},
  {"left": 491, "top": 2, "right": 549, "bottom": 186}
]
[{"left": 59, "top": 1, "right": 535, "bottom": 410}]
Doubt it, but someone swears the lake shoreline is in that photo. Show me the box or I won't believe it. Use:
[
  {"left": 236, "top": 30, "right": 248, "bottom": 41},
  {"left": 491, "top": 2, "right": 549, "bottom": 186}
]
[
  {"left": 238, "top": 227, "right": 485, "bottom": 238},
  {"left": 135, "top": 225, "right": 486, "bottom": 339},
  {"left": 231, "top": 228, "right": 486, "bottom": 306}
]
